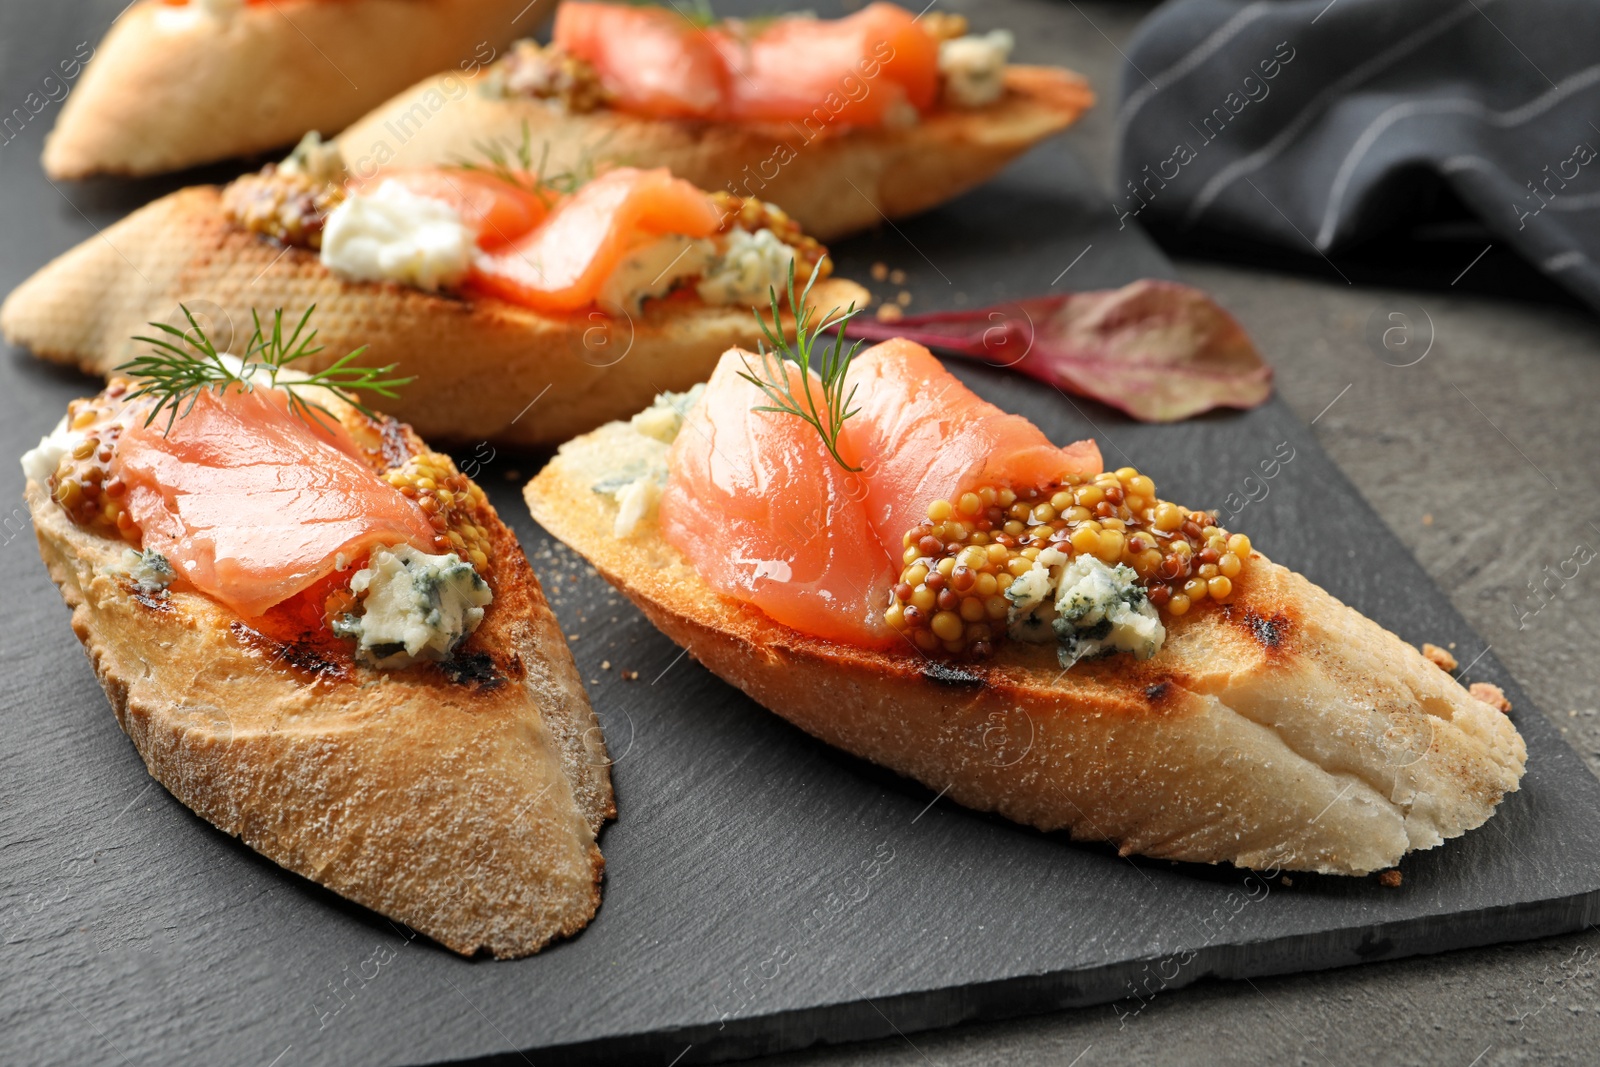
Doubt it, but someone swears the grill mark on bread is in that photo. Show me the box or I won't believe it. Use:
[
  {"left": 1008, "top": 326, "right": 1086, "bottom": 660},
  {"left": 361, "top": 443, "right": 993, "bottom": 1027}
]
[
  {"left": 230, "top": 620, "right": 354, "bottom": 682},
  {"left": 129, "top": 589, "right": 172, "bottom": 612},
  {"left": 1226, "top": 605, "right": 1293, "bottom": 655},
  {"left": 921, "top": 661, "right": 986, "bottom": 688},
  {"left": 437, "top": 649, "right": 508, "bottom": 690},
  {"left": 378, "top": 417, "right": 417, "bottom": 471}
]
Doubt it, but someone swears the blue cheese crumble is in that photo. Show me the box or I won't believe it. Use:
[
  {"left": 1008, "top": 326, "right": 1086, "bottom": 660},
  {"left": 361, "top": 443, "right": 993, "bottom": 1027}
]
[
  {"left": 696, "top": 228, "right": 795, "bottom": 306},
  {"left": 1005, "top": 549, "right": 1166, "bottom": 668},
  {"left": 117, "top": 549, "right": 175, "bottom": 596},
  {"left": 595, "top": 227, "right": 798, "bottom": 316},
  {"left": 586, "top": 386, "right": 703, "bottom": 537},
  {"left": 332, "top": 544, "right": 492, "bottom": 669},
  {"left": 939, "top": 30, "right": 1014, "bottom": 107}
]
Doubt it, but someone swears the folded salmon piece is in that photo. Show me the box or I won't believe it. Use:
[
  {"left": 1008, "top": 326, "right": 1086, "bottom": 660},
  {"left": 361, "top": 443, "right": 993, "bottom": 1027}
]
[
  {"left": 554, "top": 1, "right": 939, "bottom": 124},
  {"left": 111, "top": 386, "right": 440, "bottom": 619},
  {"left": 660, "top": 341, "right": 1101, "bottom": 648}
]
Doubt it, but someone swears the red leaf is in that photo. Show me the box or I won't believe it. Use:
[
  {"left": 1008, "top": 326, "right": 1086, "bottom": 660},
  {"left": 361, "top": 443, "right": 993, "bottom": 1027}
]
[{"left": 845, "top": 280, "right": 1272, "bottom": 422}]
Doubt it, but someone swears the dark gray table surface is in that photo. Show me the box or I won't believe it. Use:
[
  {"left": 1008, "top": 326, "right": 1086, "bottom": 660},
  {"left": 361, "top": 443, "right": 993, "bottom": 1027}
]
[{"left": 3, "top": 3, "right": 1599, "bottom": 1067}]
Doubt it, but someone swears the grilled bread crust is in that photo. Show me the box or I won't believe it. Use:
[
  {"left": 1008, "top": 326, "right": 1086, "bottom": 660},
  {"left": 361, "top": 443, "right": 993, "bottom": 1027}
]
[
  {"left": 337, "top": 66, "right": 1094, "bottom": 241},
  {"left": 526, "top": 423, "right": 1526, "bottom": 876},
  {"left": 43, "top": 0, "right": 548, "bottom": 180},
  {"left": 0, "top": 186, "right": 869, "bottom": 446},
  {"left": 24, "top": 397, "right": 613, "bottom": 958}
]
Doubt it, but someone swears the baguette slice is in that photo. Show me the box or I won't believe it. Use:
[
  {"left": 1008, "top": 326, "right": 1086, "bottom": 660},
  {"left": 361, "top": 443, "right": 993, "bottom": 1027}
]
[
  {"left": 24, "top": 386, "right": 613, "bottom": 958},
  {"left": 337, "top": 66, "right": 1093, "bottom": 242},
  {"left": 526, "top": 416, "right": 1526, "bottom": 876},
  {"left": 43, "top": 0, "right": 546, "bottom": 180},
  {"left": 0, "top": 186, "right": 868, "bottom": 446}
]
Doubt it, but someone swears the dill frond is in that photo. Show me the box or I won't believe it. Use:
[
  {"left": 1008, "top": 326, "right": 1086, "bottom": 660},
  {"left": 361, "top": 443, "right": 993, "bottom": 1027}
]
[
  {"left": 451, "top": 120, "right": 605, "bottom": 206},
  {"left": 737, "top": 257, "right": 865, "bottom": 472},
  {"left": 118, "top": 305, "right": 411, "bottom": 435}
]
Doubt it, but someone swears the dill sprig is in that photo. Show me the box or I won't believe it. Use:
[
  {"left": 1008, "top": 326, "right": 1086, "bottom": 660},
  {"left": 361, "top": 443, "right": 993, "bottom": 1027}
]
[
  {"left": 738, "top": 257, "right": 865, "bottom": 472},
  {"left": 118, "top": 305, "right": 412, "bottom": 435},
  {"left": 452, "top": 120, "right": 603, "bottom": 207}
]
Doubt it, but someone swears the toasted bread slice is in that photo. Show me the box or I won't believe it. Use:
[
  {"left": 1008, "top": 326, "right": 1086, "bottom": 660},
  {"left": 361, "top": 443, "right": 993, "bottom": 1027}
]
[
  {"left": 0, "top": 186, "right": 868, "bottom": 446},
  {"left": 43, "top": 0, "right": 547, "bottom": 180},
  {"left": 337, "top": 66, "right": 1093, "bottom": 242},
  {"left": 24, "top": 388, "right": 613, "bottom": 958},
  {"left": 526, "top": 418, "right": 1526, "bottom": 876}
]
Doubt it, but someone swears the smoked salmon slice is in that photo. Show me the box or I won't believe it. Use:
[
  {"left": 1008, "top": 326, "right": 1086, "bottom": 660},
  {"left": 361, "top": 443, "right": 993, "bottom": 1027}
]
[
  {"left": 111, "top": 385, "right": 439, "bottom": 619},
  {"left": 660, "top": 340, "right": 1102, "bottom": 647},
  {"left": 842, "top": 338, "right": 1102, "bottom": 563},
  {"left": 713, "top": 4, "right": 939, "bottom": 126},
  {"left": 553, "top": 1, "right": 941, "bottom": 126},
  {"left": 377, "top": 169, "right": 551, "bottom": 251},
  {"left": 470, "top": 167, "right": 722, "bottom": 314},
  {"left": 659, "top": 355, "right": 896, "bottom": 648},
  {"left": 552, "top": 2, "right": 728, "bottom": 120}
]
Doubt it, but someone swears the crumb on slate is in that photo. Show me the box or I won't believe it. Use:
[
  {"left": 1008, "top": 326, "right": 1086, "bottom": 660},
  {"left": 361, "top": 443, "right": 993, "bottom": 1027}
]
[
  {"left": 622, "top": 670, "right": 639, "bottom": 681},
  {"left": 1469, "top": 682, "right": 1512, "bottom": 714},
  {"left": 870, "top": 262, "right": 888, "bottom": 281},
  {"left": 1379, "top": 869, "right": 1403, "bottom": 888},
  {"left": 889, "top": 268, "right": 907, "bottom": 285},
  {"left": 876, "top": 304, "right": 903, "bottom": 323},
  {"left": 1421, "top": 642, "right": 1458, "bottom": 672}
]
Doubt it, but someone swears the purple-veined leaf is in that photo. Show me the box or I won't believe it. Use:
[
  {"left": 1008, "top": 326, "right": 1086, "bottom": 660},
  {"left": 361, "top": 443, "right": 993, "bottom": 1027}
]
[{"left": 845, "top": 280, "right": 1272, "bottom": 422}]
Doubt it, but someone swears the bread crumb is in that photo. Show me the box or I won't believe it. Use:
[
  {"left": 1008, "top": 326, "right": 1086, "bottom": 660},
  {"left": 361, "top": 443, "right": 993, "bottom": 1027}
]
[
  {"left": 870, "top": 262, "right": 888, "bottom": 281},
  {"left": 1421, "top": 643, "right": 1458, "bottom": 672},
  {"left": 1469, "top": 682, "right": 1512, "bottom": 713},
  {"left": 1378, "top": 869, "right": 1402, "bottom": 888},
  {"left": 601, "top": 660, "right": 611, "bottom": 670},
  {"left": 1422, "top": 513, "right": 1433, "bottom": 526},
  {"left": 1280, "top": 875, "right": 1293, "bottom": 887},
  {"left": 622, "top": 670, "right": 639, "bottom": 681},
  {"left": 503, "top": 468, "right": 522, "bottom": 482},
  {"left": 567, "top": 633, "right": 580, "bottom": 641},
  {"left": 875, "top": 304, "right": 903, "bottom": 323},
  {"left": 889, "top": 268, "right": 907, "bottom": 285},
  {"left": 896, "top": 290, "right": 912, "bottom": 307}
]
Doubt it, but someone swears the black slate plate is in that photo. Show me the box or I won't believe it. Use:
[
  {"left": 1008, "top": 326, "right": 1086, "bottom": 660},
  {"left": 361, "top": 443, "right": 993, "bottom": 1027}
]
[{"left": 4, "top": 4, "right": 1600, "bottom": 1066}]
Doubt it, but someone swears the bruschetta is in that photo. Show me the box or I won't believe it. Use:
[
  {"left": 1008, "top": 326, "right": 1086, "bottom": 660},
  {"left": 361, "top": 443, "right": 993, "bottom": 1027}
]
[
  {"left": 42, "top": 0, "right": 546, "bottom": 180},
  {"left": 525, "top": 318, "right": 1527, "bottom": 876},
  {"left": 21, "top": 312, "right": 612, "bottom": 957},
  {"left": 336, "top": 3, "right": 1095, "bottom": 241},
  {"left": 2, "top": 139, "right": 868, "bottom": 446}
]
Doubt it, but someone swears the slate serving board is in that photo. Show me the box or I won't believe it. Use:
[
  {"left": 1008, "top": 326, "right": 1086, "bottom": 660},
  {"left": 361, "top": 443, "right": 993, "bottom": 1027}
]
[{"left": 4, "top": 3, "right": 1600, "bottom": 1065}]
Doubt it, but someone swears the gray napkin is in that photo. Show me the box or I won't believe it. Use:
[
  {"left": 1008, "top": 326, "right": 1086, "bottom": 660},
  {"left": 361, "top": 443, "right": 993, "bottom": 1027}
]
[{"left": 1115, "top": 0, "right": 1600, "bottom": 310}]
